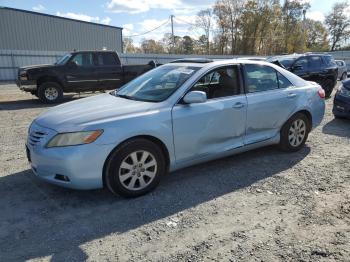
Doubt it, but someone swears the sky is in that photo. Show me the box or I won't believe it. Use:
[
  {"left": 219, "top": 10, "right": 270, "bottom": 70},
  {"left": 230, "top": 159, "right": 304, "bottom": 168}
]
[{"left": 0, "top": 0, "right": 344, "bottom": 46}]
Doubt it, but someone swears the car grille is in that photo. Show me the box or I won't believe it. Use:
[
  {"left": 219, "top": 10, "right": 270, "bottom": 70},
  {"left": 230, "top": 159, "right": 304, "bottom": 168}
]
[{"left": 28, "top": 131, "right": 48, "bottom": 146}]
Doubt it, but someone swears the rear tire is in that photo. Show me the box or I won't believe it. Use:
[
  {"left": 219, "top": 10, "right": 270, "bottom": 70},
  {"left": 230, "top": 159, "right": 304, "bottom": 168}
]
[
  {"left": 37, "top": 82, "right": 63, "bottom": 104},
  {"left": 105, "top": 138, "right": 166, "bottom": 198},
  {"left": 280, "top": 113, "right": 310, "bottom": 152}
]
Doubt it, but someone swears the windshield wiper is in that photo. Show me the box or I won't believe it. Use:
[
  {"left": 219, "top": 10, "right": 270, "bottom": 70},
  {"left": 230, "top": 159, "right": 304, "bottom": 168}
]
[{"left": 115, "top": 94, "right": 138, "bottom": 100}]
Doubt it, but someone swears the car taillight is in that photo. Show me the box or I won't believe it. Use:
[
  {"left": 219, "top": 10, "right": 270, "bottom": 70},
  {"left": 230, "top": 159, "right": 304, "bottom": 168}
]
[{"left": 318, "top": 89, "right": 325, "bottom": 99}]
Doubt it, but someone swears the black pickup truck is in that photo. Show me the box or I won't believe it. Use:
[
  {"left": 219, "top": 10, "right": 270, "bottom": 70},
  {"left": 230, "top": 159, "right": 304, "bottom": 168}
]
[{"left": 17, "top": 51, "right": 157, "bottom": 103}]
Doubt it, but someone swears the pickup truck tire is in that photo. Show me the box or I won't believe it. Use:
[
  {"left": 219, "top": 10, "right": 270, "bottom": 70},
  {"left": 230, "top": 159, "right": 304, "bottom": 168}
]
[
  {"left": 105, "top": 138, "right": 166, "bottom": 198},
  {"left": 38, "top": 82, "right": 63, "bottom": 104},
  {"left": 279, "top": 113, "right": 310, "bottom": 152}
]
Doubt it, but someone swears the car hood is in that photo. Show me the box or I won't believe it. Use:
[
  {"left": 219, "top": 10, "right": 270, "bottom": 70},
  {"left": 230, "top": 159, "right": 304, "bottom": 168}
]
[
  {"left": 35, "top": 93, "right": 156, "bottom": 132},
  {"left": 20, "top": 64, "right": 56, "bottom": 71}
]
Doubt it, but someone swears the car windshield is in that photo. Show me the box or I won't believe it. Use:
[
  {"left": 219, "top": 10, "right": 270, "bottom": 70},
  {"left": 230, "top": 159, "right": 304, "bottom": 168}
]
[
  {"left": 56, "top": 53, "right": 72, "bottom": 65},
  {"left": 268, "top": 57, "right": 297, "bottom": 68},
  {"left": 115, "top": 65, "right": 199, "bottom": 102}
]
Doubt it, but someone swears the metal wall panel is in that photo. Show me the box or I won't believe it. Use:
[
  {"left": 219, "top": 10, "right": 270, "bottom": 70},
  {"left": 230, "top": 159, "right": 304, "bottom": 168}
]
[
  {"left": 0, "top": 7, "right": 122, "bottom": 52},
  {"left": 1, "top": 49, "right": 349, "bottom": 81}
]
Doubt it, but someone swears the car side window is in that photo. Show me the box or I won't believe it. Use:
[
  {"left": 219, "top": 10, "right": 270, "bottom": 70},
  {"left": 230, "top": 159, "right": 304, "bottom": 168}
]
[
  {"left": 293, "top": 58, "right": 308, "bottom": 70},
  {"left": 191, "top": 66, "right": 240, "bottom": 99},
  {"left": 71, "top": 53, "right": 94, "bottom": 67},
  {"left": 277, "top": 72, "right": 293, "bottom": 88},
  {"left": 97, "top": 53, "right": 119, "bottom": 66},
  {"left": 245, "top": 64, "right": 278, "bottom": 93},
  {"left": 324, "top": 56, "right": 336, "bottom": 66},
  {"left": 308, "top": 56, "right": 323, "bottom": 69}
]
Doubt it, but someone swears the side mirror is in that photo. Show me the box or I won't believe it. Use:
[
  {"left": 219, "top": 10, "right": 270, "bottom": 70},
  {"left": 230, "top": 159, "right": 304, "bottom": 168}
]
[
  {"left": 183, "top": 91, "right": 207, "bottom": 104},
  {"left": 292, "top": 65, "right": 303, "bottom": 71}
]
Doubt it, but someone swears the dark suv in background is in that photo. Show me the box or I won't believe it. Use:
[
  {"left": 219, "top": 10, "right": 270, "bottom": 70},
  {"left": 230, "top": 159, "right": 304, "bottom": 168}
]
[{"left": 268, "top": 53, "right": 338, "bottom": 97}]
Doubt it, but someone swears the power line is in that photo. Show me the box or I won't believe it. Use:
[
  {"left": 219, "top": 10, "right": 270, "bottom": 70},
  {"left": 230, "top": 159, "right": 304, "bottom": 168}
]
[
  {"left": 124, "top": 18, "right": 170, "bottom": 38},
  {"left": 174, "top": 16, "right": 196, "bottom": 27}
]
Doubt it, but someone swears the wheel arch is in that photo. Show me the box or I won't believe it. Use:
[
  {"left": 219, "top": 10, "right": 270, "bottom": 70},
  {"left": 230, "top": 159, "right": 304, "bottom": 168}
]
[
  {"left": 282, "top": 110, "right": 313, "bottom": 132},
  {"left": 102, "top": 135, "right": 171, "bottom": 187},
  {"left": 37, "top": 75, "right": 63, "bottom": 88}
]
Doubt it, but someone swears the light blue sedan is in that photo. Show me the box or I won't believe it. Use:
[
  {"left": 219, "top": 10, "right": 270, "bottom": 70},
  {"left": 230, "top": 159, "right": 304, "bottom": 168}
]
[{"left": 27, "top": 59, "right": 325, "bottom": 197}]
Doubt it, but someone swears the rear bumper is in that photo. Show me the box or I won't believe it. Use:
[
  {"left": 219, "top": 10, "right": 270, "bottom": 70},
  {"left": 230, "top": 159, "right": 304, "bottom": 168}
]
[{"left": 333, "top": 93, "right": 350, "bottom": 118}]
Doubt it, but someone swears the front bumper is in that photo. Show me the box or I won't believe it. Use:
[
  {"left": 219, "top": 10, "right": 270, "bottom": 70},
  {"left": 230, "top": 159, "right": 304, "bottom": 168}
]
[
  {"left": 26, "top": 122, "right": 115, "bottom": 190},
  {"left": 333, "top": 93, "right": 350, "bottom": 118},
  {"left": 17, "top": 79, "right": 37, "bottom": 92}
]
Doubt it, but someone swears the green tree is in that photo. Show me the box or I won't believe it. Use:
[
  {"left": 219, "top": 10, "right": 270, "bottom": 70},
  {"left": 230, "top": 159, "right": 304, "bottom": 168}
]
[{"left": 325, "top": 1, "right": 350, "bottom": 51}]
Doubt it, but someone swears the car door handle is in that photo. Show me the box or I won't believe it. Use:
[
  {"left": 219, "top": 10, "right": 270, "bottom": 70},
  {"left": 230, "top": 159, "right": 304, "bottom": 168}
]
[
  {"left": 232, "top": 102, "right": 245, "bottom": 109},
  {"left": 287, "top": 93, "right": 297, "bottom": 99}
]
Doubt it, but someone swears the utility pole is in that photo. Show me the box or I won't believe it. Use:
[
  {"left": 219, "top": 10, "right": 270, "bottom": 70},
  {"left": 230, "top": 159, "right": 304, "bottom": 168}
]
[
  {"left": 170, "top": 15, "right": 175, "bottom": 53},
  {"left": 303, "top": 9, "right": 306, "bottom": 52}
]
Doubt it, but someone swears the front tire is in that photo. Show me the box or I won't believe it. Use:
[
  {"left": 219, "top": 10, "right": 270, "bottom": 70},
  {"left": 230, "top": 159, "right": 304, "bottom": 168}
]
[
  {"left": 37, "top": 82, "right": 63, "bottom": 104},
  {"left": 280, "top": 113, "right": 310, "bottom": 152},
  {"left": 105, "top": 138, "right": 166, "bottom": 197}
]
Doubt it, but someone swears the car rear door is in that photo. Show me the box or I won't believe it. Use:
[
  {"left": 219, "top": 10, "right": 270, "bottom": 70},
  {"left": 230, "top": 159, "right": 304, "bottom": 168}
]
[
  {"left": 243, "top": 63, "right": 297, "bottom": 145},
  {"left": 172, "top": 65, "right": 247, "bottom": 164},
  {"left": 307, "top": 55, "right": 326, "bottom": 83},
  {"left": 65, "top": 52, "right": 99, "bottom": 91},
  {"left": 95, "top": 52, "right": 123, "bottom": 90}
]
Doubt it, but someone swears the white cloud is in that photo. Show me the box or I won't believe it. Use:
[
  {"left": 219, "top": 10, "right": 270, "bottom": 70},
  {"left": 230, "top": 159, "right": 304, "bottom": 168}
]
[
  {"left": 105, "top": 0, "right": 211, "bottom": 14},
  {"left": 32, "top": 4, "right": 46, "bottom": 12},
  {"left": 56, "top": 12, "right": 100, "bottom": 22},
  {"left": 123, "top": 23, "right": 134, "bottom": 34},
  {"left": 101, "top": 17, "right": 112, "bottom": 25},
  {"left": 306, "top": 10, "right": 325, "bottom": 22},
  {"left": 56, "top": 12, "right": 112, "bottom": 25}
]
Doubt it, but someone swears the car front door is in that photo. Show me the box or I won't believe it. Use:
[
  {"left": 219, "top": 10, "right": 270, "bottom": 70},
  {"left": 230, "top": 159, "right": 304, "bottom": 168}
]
[
  {"left": 291, "top": 57, "right": 310, "bottom": 80},
  {"left": 65, "top": 52, "right": 98, "bottom": 91},
  {"left": 244, "top": 64, "right": 297, "bottom": 145},
  {"left": 172, "top": 65, "right": 247, "bottom": 164},
  {"left": 95, "top": 52, "right": 123, "bottom": 90}
]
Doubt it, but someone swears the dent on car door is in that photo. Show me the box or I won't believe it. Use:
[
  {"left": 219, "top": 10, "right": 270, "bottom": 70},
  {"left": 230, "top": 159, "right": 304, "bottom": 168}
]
[
  {"left": 244, "top": 64, "right": 297, "bottom": 145},
  {"left": 172, "top": 65, "right": 247, "bottom": 164}
]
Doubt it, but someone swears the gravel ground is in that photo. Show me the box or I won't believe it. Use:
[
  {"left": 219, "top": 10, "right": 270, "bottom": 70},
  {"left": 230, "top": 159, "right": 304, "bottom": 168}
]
[{"left": 0, "top": 84, "right": 349, "bottom": 262}]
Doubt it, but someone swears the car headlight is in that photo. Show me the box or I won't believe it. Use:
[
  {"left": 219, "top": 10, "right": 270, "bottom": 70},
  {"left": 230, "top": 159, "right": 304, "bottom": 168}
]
[
  {"left": 338, "top": 84, "right": 350, "bottom": 97},
  {"left": 19, "top": 70, "right": 28, "bottom": 81},
  {"left": 46, "top": 130, "right": 103, "bottom": 148}
]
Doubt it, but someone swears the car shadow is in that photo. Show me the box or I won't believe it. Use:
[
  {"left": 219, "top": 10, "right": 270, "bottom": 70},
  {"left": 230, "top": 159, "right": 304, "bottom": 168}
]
[
  {"left": 0, "top": 94, "right": 91, "bottom": 111},
  {"left": 322, "top": 118, "right": 350, "bottom": 138},
  {"left": 0, "top": 146, "right": 310, "bottom": 261}
]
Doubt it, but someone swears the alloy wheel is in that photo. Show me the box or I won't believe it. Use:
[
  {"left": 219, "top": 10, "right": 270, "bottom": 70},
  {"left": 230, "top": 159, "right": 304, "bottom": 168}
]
[
  {"left": 44, "top": 87, "right": 59, "bottom": 101},
  {"left": 288, "top": 119, "right": 306, "bottom": 147},
  {"left": 118, "top": 150, "right": 157, "bottom": 191}
]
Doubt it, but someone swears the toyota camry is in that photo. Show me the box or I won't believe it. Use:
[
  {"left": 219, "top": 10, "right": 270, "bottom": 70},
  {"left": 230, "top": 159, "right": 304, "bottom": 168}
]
[{"left": 26, "top": 59, "right": 325, "bottom": 197}]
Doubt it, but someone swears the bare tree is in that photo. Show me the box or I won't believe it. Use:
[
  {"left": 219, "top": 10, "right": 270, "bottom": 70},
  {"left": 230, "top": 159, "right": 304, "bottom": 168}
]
[
  {"left": 325, "top": 1, "right": 350, "bottom": 51},
  {"left": 195, "top": 8, "right": 213, "bottom": 54}
]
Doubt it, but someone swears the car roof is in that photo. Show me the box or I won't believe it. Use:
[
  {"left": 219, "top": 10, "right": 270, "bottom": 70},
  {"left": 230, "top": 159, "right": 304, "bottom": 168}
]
[
  {"left": 163, "top": 59, "right": 279, "bottom": 68},
  {"left": 71, "top": 50, "right": 117, "bottom": 54}
]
